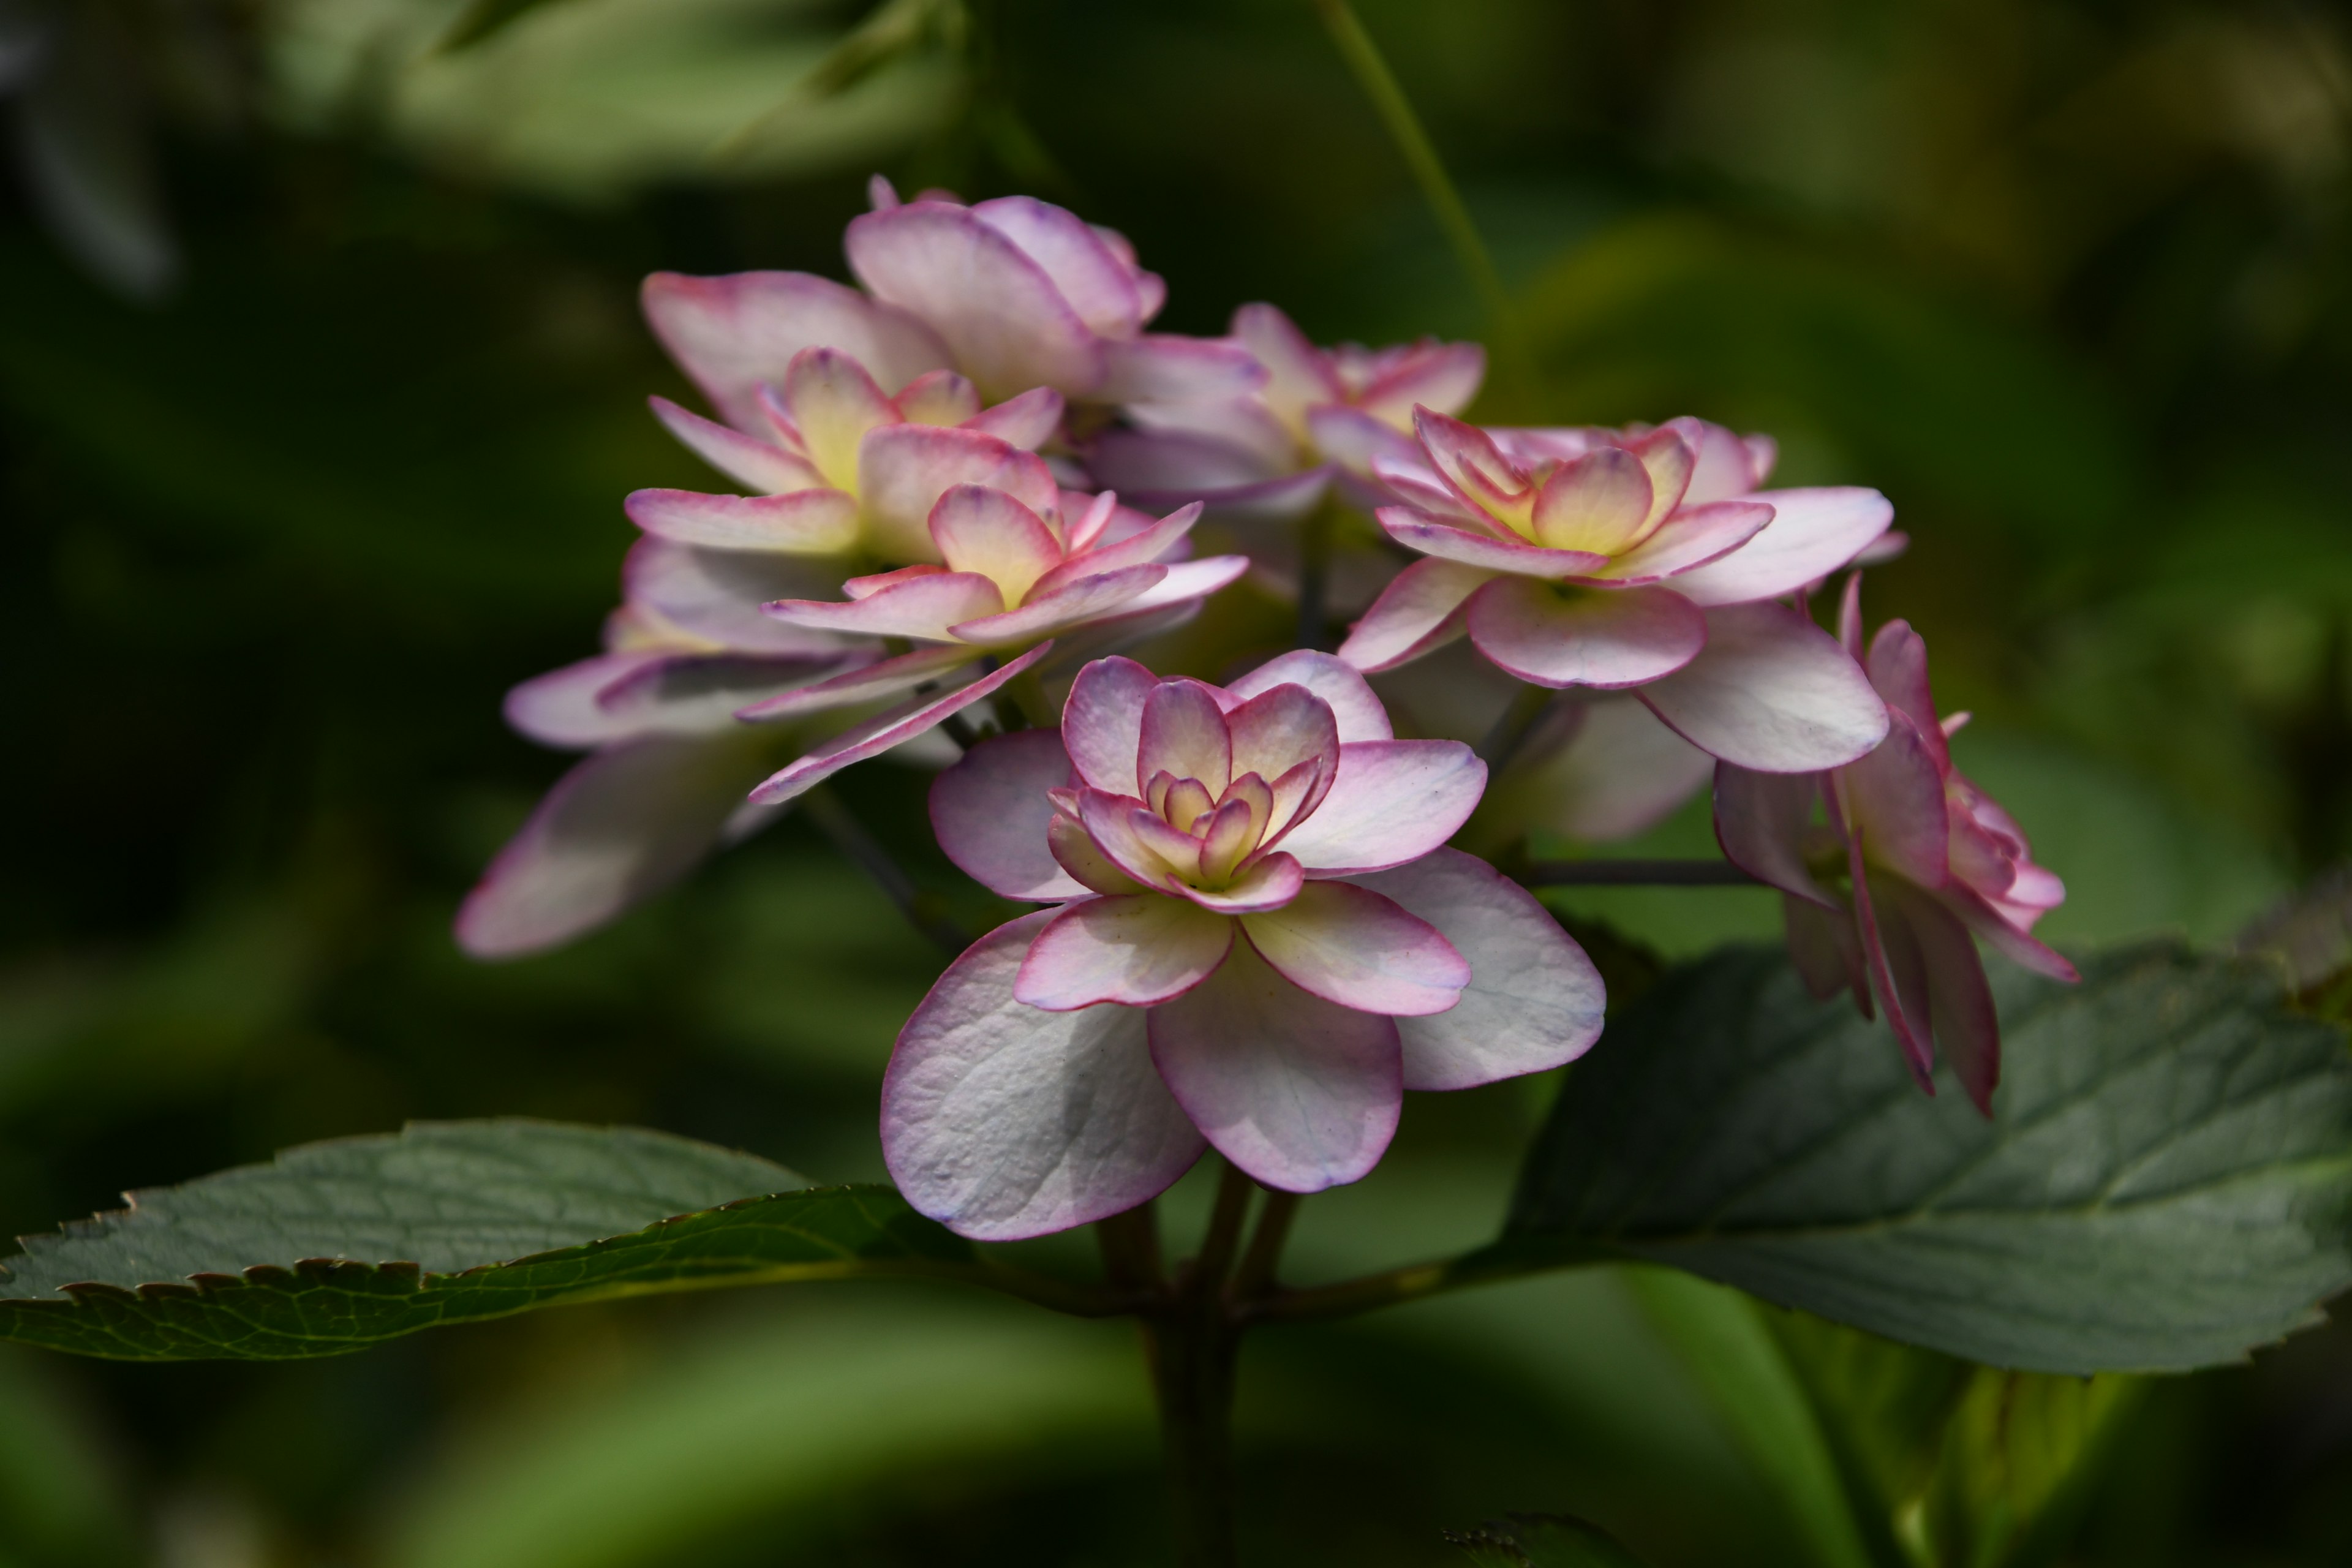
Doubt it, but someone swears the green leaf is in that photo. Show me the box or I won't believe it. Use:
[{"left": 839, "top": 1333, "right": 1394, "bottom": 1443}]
[
  {"left": 1504, "top": 943, "right": 2352, "bottom": 1373},
  {"left": 1447, "top": 1513, "right": 1649, "bottom": 1567},
  {"left": 434, "top": 0, "right": 581, "bottom": 53},
  {"left": 0, "top": 1120, "right": 974, "bottom": 1360}
]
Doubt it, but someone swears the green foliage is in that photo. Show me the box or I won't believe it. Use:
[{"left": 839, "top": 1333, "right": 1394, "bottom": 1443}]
[
  {"left": 0, "top": 1122, "right": 971, "bottom": 1360},
  {"left": 1449, "top": 1513, "right": 1649, "bottom": 1567},
  {"left": 1505, "top": 944, "right": 2352, "bottom": 1373}
]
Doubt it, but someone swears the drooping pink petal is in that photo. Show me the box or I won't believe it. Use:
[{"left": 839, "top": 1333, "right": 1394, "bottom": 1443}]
[
  {"left": 856, "top": 424, "right": 1061, "bottom": 564},
  {"left": 1354, "top": 342, "right": 1485, "bottom": 426},
  {"left": 456, "top": 730, "right": 780, "bottom": 959},
  {"left": 1713, "top": 763, "right": 1834, "bottom": 905},
  {"left": 1145, "top": 939, "right": 1402, "bottom": 1193},
  {"left": 766, "top": 571, "right": 1004, "bottom": 641},
  {"left": 625, "top": 488, "right": 861, "bottom": 554},
  {"left": 733, "top": 643, "right": 980, "bottom": 720},
  {"left": 640, "top": 270, "right": 949, "bottom": 432},
  {"left": 1139, "top": 679, "right": 1234, "bottom": 796},
  {"left": 1465, "top": 579, "right": 1708, "bottom": 690},
  {"left": 1099, "top": 335, "right": 1265, "bottom": 404},
  {"left": 883, "top": 911, "right": 1205, "bottom": 1240},
  {"left": 1577, "top": 500, "right": 1774, "bottom": 587},
  {"left": 1784, "top": 892, "right": 1867, "bottom": 1004},
  {"left": 1638, "top": 603, "right": 1890, "bottom": 771},
  {"left": 1336, "top": 558, "right": 1495, "bottom": 673},
  {"left": 746, "top": 643, "right": 1053, "bottom": 806},
  {"left": 1666, "top": 488, "right": 1894, "bottom": 608},
  {"left": 1225, "top": 650, "right": 1394, "bottom": 742},
  {"left": 962, "top": 386, "right": 1065, "bottom": 449},
  {"left": 1171, "top": 853, "right": 1306, "bottom": 914},
  {"left": 1014, "top": 894, "right": 1237, "bottom": 1009},
  {"left": 1346, "top": 848, "right": 1605, "bottom": 1089},
  {"left": 930, "top": 729, "right": 1085, "bottom": 900},
  {"left": 1272, "top": 741, "right": 1485, "bottom": 873},
  {"left": 648, "top": 396, "right": 824, "bottom": 494},
  {"left": 1225, "top": 684, "right": 1341, "bottom": 813},
  {"left": 1863, "top": 619, "right": 1945, "bottom": 767},
  {"left": 1844, "top": 713, "right": 1951, "bottom": 888},
  {"left": 623, "top": 538, "right": 852, "bottom": 655},
  {"left": 949, "top": 565, "right": 1166, "bottom": 645},
  {"left": 846, "top": 202, "right": 1106, "bottom": 400},
  {"left": 1879, "top": 878, "right": 2002, "bottom": 1114},
  {"left": 1937, "top": 883, "right": 2080, "bottom": 983},
  {"left": 1528, "top": 448, "right": 1654, "bottom": 556},
  {"left": 970, "top": 195, "right": 1147, "bottom": 339},
  {"left": 1381, "top": 510, "right": 1610, "bottom": 579},
  {"left": 1062, "top": 656, "right": 1158, "bottom": 793},
  {"left": 929, "top": 483, "right": 1063, "bottom": 606},
  {"left": 1852, "top": 856, "right": 1937, "bottom": 1092},
  {"left": 1238, "top": 880, "right": 1468, "bottom": 1016}
]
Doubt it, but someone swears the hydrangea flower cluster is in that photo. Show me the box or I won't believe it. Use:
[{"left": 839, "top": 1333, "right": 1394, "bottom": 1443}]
[{"left": 463, "top": 181, "right": 2073, "bottom": 1238}]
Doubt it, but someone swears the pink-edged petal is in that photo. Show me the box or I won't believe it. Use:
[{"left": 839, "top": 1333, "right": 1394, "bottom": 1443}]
[
  {"left": 883, "top": 910, "right": 1205, "bottom": 1240},
  {"left": 894, "top": 368, "right": 982, "bottom": 427},
  {"left": 1099, "top": 335, "right": 1265, "bottom": 404},
  {"left": 1490, "top": 696, "right": 1712, "bottom": 843},
  {"left": 780, "top": 347, "right": 899, "bottom": 488},
  {"left": 1304, "top": 404, "right": 1420, "bottom": 478},
  {"left": 734, "top": 643, "right": 979, "bottom": 720},
  {"left": 1785, "top": 892, "right": 1868, "bottom": 1005},
  {"left": 846, "top": 202, "right": 1106, "bottom": 400},
  {"left": 1713, "top": 763, "right": 1834, "bottom": 905},
  {"left": 1014, "top": 894, "right": 1237, "bottom": 1009},
  {"left": 625, "top": 488, "right": 860, "bottom": 554},
  {"left": 1062, "top": 656, "right": 1157, "bottom": 793},
  {"left": 963, "top": 386, "right": 1065, "bottom": 449},
  {"left": 844, "top": 564, "right": 948, "bottom": 598},
  {"left": 592, "top": 650, "right": 861, "bottom": 737},
  {"left": 1087, "top": 556, "right": 1249, "bottom": 622},
  {"left": 505, "top": 651, "right": 675, "bottom": 747},
  {"left": 1371, "top": 452, "right": 1485, "bottom": 522},
  {"left": 455, "top": 730, "right": 779, "bottom": 959},
  {"left": 1337, "top": 558, "right": 1495, "bottom": 674},
  {"left": 1863, "top": 619, "right": 1945, "bottom": 767},
  {"left": 1225, "top": 684, "right": 1341, "bottom": 809},
  {"left": 648, "top": 396, "right": 823, "bottom": 493},
  {"left": 1528, "top": 448, "right": 1654, "bottom": 555},
  {"left": 930, "top": 728, "right": 1084, "bottom": 900},
  {"left": 1225, "top": 650, "right": 1393, "bottom": 742},
  {"left": 1050, "top": 813, "right": 1146, "bottom": 895},
  {"left": 929, "top": 483, "right": 1063, "bottom": 606},
  {"left": 1937, "top": 882, "right": 2080, "bottom": 983},
  {"left": 1173, "top": 853, "right": 1306, "bottom": 914},
  {"left": 970, "top": 195, "right": 1146, "bottom": 338},
  {"left": 1232, "top": 301, "right": 1344, "bottom": 410},
  {"left": 1879, "top": 879, "right": 2002, "bottom": 1115},
  {"left": 856, "top": 425, "right": 1061, "bottom": 564},
  {"left": 1381, "top": 508, "right": 1609, "bottom": 579},
  {"left": 1146, "top": 938, "right": 1402, "bottom": 1193},
  {"left": 1850, "top": 853, "right": 1937, "bottom": 1092},
  {"left": 1238, "top": 880, "right": 1468, "bottom": 1016},
  {"left": 1577, "top": 500, "right": 1774, "bottom": 586},
  {"left": 1075, "top": 788, "right": 1185, "bottom": 889},
  {"left": 1412, "top": 406, "right": 1531, "bottom": 519},
  {"left": 1273, "top": 740, "right": 1484, "bottom": 873},
  {"left": 1466, "top": 579, "right": 1708, "bottom": 690},
  {"left": 1639, "top": 603, "right": 1890, "bottom": 771},
  {"left": 1678, "top": 419, "right": 1773, "bottom": 505},
  {"left": 1355, "top": 342, "right": 1485, "bottom": 425},
  {"left": 1348, "top": 848, "right": 1605, "bottom": 1089},
  {"left": 949, "top": 564, "right": 1166, "bottom": 644},
  {"left": 1139, "top": 679, "right": 1232, "bottom": 796},
  {"left": 746, "top": 643, "right": 1052, "bottom": 806},
  {"left": 1667, "top": 488, "right": 1895, "bottom": 607},
  {"left": 766, "top": 571, "right": 1003, "bottom": 641},
  {"left": 1844, "top": 712, "right": 1950, "bottom": 888},
  {"left": 624, "top": 538, "right": 851, "bottom": 655},
  {"left": 1032, "top": 502, "right": 1204, "bottom": 595},
  {"left": 640, "top": 270, "right": 949, "bottom": 431}
]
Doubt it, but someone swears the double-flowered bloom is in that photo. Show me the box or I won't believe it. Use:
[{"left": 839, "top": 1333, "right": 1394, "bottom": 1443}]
[
  {"left": 1714, "top": 581, "right": 2075, "bottom": 1110},
  {"left": 1340, "top": 410, "right": 1898, "bottom": 773},
  {"left": 884, "top": 653, "right": 1604, "bottom": 1240}
]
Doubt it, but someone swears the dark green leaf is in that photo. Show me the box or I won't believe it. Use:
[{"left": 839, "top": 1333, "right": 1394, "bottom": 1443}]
[
  {"left": 0, "top": 1121, "right": 973, "bottom": 1360},
  {"left": 1505, "top": 944, "right": 2352, "bottom": 1373},
  {"left": 1447, "top": 1513, "right": 1648, "bottom": 1567}
]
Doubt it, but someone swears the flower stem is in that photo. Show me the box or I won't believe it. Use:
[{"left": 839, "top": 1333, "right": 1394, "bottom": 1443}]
[
  {"left": 1137, "top": 1161, "right": 1257, "bottom": 1567},
  {"left": 1475, "top": 683, "right": 1557, "bottom": 771},
  {"left": 1295, "top": 497, "right": 1336, "bottom": 652},
  {"left": 799, "top": 783, "right": 971, "bottom": 956}
]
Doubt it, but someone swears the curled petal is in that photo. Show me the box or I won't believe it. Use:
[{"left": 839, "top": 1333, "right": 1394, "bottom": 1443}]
[
  {"left": 641, "top": 270, "right": 948, "bottom": 431},
  {"left": 1667, "top": 488, "right": 1894, "bottom": 607},
  {"left": 857, "top": 424, "right": 1061, "bottom": 564},
  {"left": 963, "top": 386, "right": 1066, "bottom": 449},
  {"left": 1853, "top": 861, "right": 1937, "bottom": 1093},
  {"left": 1864, "top": 619, "right": 1945, "bottom": 767},
  {"left": 734, "top": 643, "right": 979, "bottom": 721},
  {"left": 1050, "top": 814, "right": 1146, "bottom": 895},
  {"left": 1015, "top": 895, "right": 1237, "bottom": 1009},
  {"left": 1640, "top": 603, "right": 1889, "bottom": 771},
  {"left": 929, "top": 483, "right": 1063, "bottom": 606},
  {"left": 1086, "top": 555, "right": 1250, "bottom": 621},
  {"left": 1224, "top": 650, "right": 1393, "bottom": 742},
  {"left": 1412, "top": 407, "right": 1529, "bottom": 519},
  {"left": 1077, "top": 788, "right": 1186, "bottom": 889},
  {"left": 625, "top": 488, "right": 860, "bottom": 554},
  {"left": 780, "top": 346, "right": 899, "bottom": 488},
  {"left": 1062, "top": 657, "right": 1158, "bottom": 794},
  {"left": 1466, "top": 579, "right": 1708, "bottom": 690},
  {"left": 1576, "top": 501, "right": 1774, "bottom": 587},
  {"left": 1528, "top": 448, "right": 1653, "bottom": 556},
  {"left": 949, "top": 565, "right": 1165, "bottom": 646},
  {"left": 1939, "top": 881, "right": 2080, "bottom": 984},
  {"left": 883, "top": 911, "right": 1205, "bottom": 1240},
  {"left": 649, "top": 396, "right": 823, "bottom": 494},
  {"left": 746, "top": 644, "right": 1053, "bottom": 806},
  {"left": 1239, "top": 880, "right": 1469, "bottom": 1016},
  {"left": 1031, "top": 502, "right": 1204, "bottom": 596},
  {"left": 1146, "top": 938, "right": 1402, "bottom": 1193},
  {"left": 1337, "top": 558, "right": 1496, "bottom": 674},
  {"left": 1139, "top": 679, "right": 1234, "bottom": 797},
  {"left": 1172, "top": 853, "right": 1306, "bottom": 914},
  {"left": 930, "top": 729, "right": 1084, "bottom": 900},
  {"left": 970, "top": 196, "right": 1147, "bottom": 337},
  {"left": 766, "top": 571, "right": 1004, "bottom": 641},
  {"left": 1879, "top": 878, "right": 2002, "bottom": 1115},
  {"left": 1380, "top": 510, "right": 1609, "bottom": 579},
  {"left": 1225, "top": 684, "right": 1341, "bottom": 816},
  {"left": 1274, "top": 741, "right": 1485, "bottom": 873},
  {"left": 1349, "top": 848, "right": 1605, "bottom": 1089}
]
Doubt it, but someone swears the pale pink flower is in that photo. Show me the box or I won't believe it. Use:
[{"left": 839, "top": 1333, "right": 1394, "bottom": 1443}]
[
  {"left": 1337, "top": 410, "right": 1897, "bottom": 772},
  {"left": 1714, "top": 579, "right": 2076, "bottom": 1112},
  {"left": 882, "top": 653, "right": 1604, "bottom": 1239},
  {"left": 846, "top": 179, "right": 1262, "bottom": 406},
  {"left": 737, "top": 487, "right": 1251, "bottom": 809}
]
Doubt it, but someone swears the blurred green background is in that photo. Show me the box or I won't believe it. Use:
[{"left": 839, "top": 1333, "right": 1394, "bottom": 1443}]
[{"left": 4, "top": 1, "right": 2350, "bottom": 1563}]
